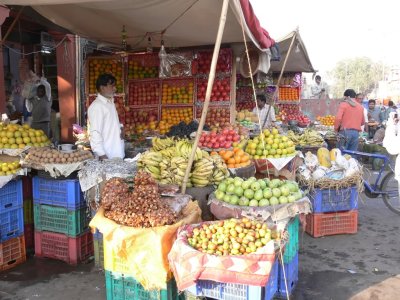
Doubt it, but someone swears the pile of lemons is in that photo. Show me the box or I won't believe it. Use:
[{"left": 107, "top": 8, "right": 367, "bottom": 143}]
[
  {"left": 0, "top": 123, "right": 51, "bottom": 149},
  {"left": 0, "top": 160, "right": 21, "bottom": 176}
]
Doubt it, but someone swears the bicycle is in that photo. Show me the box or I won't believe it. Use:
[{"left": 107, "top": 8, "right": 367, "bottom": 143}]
[{"left": 341, "top": 149, "right": 400, "bottom": 215}]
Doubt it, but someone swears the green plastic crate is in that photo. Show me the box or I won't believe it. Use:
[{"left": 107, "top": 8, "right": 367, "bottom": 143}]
[
  {"left": 283, "top": 216, "right": 299, "bottom": 263},
  {"left": 24, "top": 199, "right": 34, "bottom": 225},
  {"left": 94, "top": 238, "right": 104, "bottom": 269},
  {"left": 105, "top": 270, "right": 181, "bottom": 300},
  {"left": 34, "top": 204, "right": 90, "bottom": 237}
]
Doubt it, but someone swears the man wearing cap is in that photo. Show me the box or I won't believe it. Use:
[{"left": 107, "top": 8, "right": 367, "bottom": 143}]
[{"left": 334, "top": 89, "right": 366, "bottom": 151}]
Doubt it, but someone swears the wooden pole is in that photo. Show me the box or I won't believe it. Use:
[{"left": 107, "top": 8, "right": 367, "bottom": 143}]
[
  {"left": 230, "top": 55, "right": 237, "bottom": 124},
  {"left": 181, "top": 0, "right": 230, "bottom": 194},
  {"left": 264, "top": 30, "right": 298, "bottom": 125}
]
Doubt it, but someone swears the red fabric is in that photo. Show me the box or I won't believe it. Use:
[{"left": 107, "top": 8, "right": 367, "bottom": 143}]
[
  {"left": 168, "top": 223, "right": 276, "bottom": 291},
  {"left": 334, "top": 102, "right": 365, "bottom": 132},
  {"left": 239, "top": 0, "right": 275, "bottom": 49}
]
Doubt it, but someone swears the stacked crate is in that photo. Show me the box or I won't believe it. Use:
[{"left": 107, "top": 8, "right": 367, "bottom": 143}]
[
  {"left": 22, "top": 176, "right": 34, "bottom": 252},
  {"left": 276, "top": 217, "right": 299, "bottom": 298},
  {"left": 33, "top": 177, "right": 93, "bottom": 265},
  {"left": 0, "top": 179, "right": 26, "bottom": 271},
  {"left": 306, "top": 186, "right": 358, "bottom": 238}
]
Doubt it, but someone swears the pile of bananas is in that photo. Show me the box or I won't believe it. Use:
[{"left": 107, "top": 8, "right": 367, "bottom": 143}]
[
  {"left": 287, "top": 129, "right": 325, "bottom": 146},
  {"left": 138, "top": 138, "right": 229, "bottom": 187}
]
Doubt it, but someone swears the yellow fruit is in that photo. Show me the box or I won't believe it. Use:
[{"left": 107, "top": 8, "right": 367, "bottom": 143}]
[
  {"left": 330, "top": 148, "right": 342, "bottom": 161},
  {"left": 317, "top": 148, "right": 331, "bottom": 168}
]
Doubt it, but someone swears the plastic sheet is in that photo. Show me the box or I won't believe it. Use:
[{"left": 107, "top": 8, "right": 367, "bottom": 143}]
[
  {"left": 89, "top": 201, "right": 201, "bottom": 290},
  {"left": 159, "top": 46, "right": 192, "bottom": 78}
]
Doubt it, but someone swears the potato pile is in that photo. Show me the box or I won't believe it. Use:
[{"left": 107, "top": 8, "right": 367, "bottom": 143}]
[{"left": 25, "top": 148, "right": 93, "bottom": 164}]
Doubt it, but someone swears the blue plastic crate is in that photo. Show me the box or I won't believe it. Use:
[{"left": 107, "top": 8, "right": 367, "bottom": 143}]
[
  {"left": 277, "top": 253, "right": 299, "bottom": 298},
  {"left": 186, "top": 260, "right": 278, "bottom": 300},
  {"left": 0, "top": 207, "right": 24, "bottom": 242},
  {"left": 33, "top": 177, "right": 85, "bottom": 209},
  {"left": 0, "top": 179, "right": 23, "bottom": 213},
  {"left": 283, "top": 216, "right": 299, "bottom": 263},
  {"left": 309, "top": 186, "right": 358, "bottom": 213}
]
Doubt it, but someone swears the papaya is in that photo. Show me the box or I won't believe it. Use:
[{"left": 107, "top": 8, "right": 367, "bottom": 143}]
[
  {"left": 317, "top": 147, "right": 331, "bottom": 168},
  {"left": 330, "top": 148, "right": 342, "bottom": 161}
]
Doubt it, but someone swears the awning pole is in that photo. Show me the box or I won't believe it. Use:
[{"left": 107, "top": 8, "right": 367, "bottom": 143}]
[
  {"left": 1, "top": 7, "right": 24, "bottom": 43},
  {"left": 181, "top": 0, "right": 230, "bottom": 194},
  {"left": 264, "top": 30, "right": 297, "bottom": 124}
]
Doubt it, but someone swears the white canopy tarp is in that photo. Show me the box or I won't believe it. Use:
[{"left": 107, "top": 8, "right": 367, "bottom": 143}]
[
  {"left": 269, "top": 30, "right": 315, "bottom": 73},
  {"left": 2, "top": 0, "right": 274, "bottom": 53}
]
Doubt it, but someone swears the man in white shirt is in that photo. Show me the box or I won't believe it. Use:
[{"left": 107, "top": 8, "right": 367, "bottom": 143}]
[
  {"left": 88, "top": 74, "right": 124, "bottom": 159},
  {"left": 310, "top": 75, "right": 329, "bottom": 99},
  {"left": 252, "top": 94, "right": 276, "bottom": 128}
]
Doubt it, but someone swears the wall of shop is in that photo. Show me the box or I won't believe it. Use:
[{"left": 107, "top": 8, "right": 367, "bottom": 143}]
[{"left": 300, "top": 98, "right": 341, "bottom": 120}]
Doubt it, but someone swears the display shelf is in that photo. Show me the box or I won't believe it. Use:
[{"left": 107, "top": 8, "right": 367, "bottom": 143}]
[
  {"left": 276, "top": 101, "right": 300, "bottom": 105},
  {"left": 161, "top": 77, "right": 195, "bottom": 105},
  {"left": 195, "top": 100, "right": 231, "bottom": 106},
  {"left": 87, "top": 56, "right": 124, "bottom": 94},
  {"left": 127, "top": 79, "right": 160, "bottom": 106}
]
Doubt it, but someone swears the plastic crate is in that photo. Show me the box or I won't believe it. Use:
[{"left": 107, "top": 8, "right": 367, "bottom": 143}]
[
  {"left": 34, "top": 204, "right": 90, "bottom": 237},
  {"left": 32, "top": 177, "right": 85, "bottom": 210},
  {"left": 0, "top": 179, "right": 23, "bottom": 213},
  {"left": 0, "top": 207, "right": 24, "bottom": 242},
  {"left": 24, "top": 198, "right": 34, "bottom": 225},
  {"left": 283, "top": 216, "right": 299, "bottom": 263},
  {"left": 105, "top": 270, "right": 179, "bottom": 300},
  {"left": 22, "top": 176, "right": 33, "bottom": 198},
  {"left": 24, "top": 223, "right": 34, "bottom": 250},
  {"left": 34, "top": 230, "right": 93, "bottom": 265},
  {"left": 305, "top": 210, "right": 358, "bottom": 238},
  {"left": 0, "top": 235, "right": 26, "bottom": 271},
  {"left": 276, "top": 253, "right": 299, "bottom": 298},
  {"left": 309, "top": 186, "right": 358, "bottom": 213},
  {"left": 94, "top": 238, "right": 104, "bottom": 269},
  {"left": 185, "top": 260, "right": 278, "bottom": 300}
]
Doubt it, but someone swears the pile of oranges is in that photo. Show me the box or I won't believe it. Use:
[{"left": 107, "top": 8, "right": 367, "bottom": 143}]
[
  {"left": 161, "top": 107, "right": 193, "bottom": 129},
  {"left": 278, "top": 87, "right": 299, "bottom": 101},
  {"left": 88, "top": 58, "right": 124, "bottom": 94},
  {"left": 214, "top": 148, "right": 251, "bottom": 169},
  {"left": 162, "top": 81, "right": 194, "bottom": 104},
  {"left": 317, "top": 115, "right": 335, "bottom": 126}
]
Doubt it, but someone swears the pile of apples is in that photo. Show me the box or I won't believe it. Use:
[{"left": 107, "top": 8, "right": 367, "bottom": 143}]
[
  {"left": 198, "top": 128, "right": 240, "bottom": 149},
  {"left": 187, "top": 218, "right": 275, "bottom": 256},
  {"left": 124, "top": 108, "right": 158, "bottom": 134},
  {"left": 215, "top": 177, "right": 303, "bottom": 207},
  {"left": 197, "top": 78, "right": 230, "bottom": 102},
  {"left": 128, "top": 81, "right": 159, "bottom": 106},
  {"left": 236, "top": 102, "right": 255, "bottom": 111},
  {"left": 278, "top": 105, "right": 310, "bottom": 125},
  {"left": 195, "top": 48, "right": 232, "bottom": 74},
  {"left": 197, "top": 107, "right": 230, "bottom": 128}
]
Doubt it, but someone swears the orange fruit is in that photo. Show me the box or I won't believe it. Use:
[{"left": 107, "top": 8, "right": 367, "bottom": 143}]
[
  {"left": 227, "top": 158, "right": 236, "bottom": 165},
  {"left": 227, "top": 164, "right": 235, "bottom": 168}
]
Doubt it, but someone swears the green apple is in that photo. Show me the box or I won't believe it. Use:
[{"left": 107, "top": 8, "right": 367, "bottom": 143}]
[
  {"left": 233, "top": 177, "right": 244, "bottom": 187},
  {"left": 241, "top": 180, "right": 251, "bottom": 190},
  {"left": 249, "top": 200, "right": 259, "bottom": 207},
  {"left": 234, "top": 186, "right": 244, "bottom": 197},
  {"left": 258, "top": 179, "right": 267, "bottom": 189},
  {"left": 259, "top": 199, "right": 270, "bottom": 206},
  {"left": 272, "top": 188, "right": 281, "bottom": 198},
  {"left": 239, "top": 197, "right": 250, "bottom": 206},
  {"left": 215, "top": 190, "right": 225, "bottom": 200},
  {"left": 254, "top": 190, "right": 263, "bottom": 201},
  {"left": 229, "top": 195, "right": 240, "bottom": 205},
  {"left": 244, "top": 189, "right": 254, "bottom": 199},
  {"left": 263, "top": 188, "right": 272, "bottom": 199},
  {"left": 280, "top": 186, "right": 290, "bottom": 197},
  {"left": 251, "top": 181, "right": 261, "bottom": 191},
  {"left": 227, "top": 184, "right": 235, "bottom": 194},
  {"left": 217, "top": 182, "right": 227, "bottom": 192},
  {"left": 269, "top": 196, "right": 279, "bottom": 206},
  {"left": 279, "top": 196, "right": 288, "bottom": 204},
  {"left": 223, "top": 194, "right": 231, "bottom": 202},
  {"left": 287, "top": 195, "right": 296, "bottom": 203}
]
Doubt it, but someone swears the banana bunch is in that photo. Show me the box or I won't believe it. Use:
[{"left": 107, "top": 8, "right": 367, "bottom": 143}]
[
  {"left": 190, "top": 155, "right": 229, "bottom": 187},
  {"left": 158, "top": 156, "right": 188, "bottom": 185},
  {"left": 152, "top": 137, "right": 175, "bottom": 151},
  {"left": 175, "top": 140, "right": 203, "bottom": 160},
  {"left": 158, "top": 146, "right": 177, "bottom": 159},
  {"left": 288, "top": 129, "right": 324, "bottom": 146},
  {"left": 137, "top": 151, "right": 163, "bottom": 180}
]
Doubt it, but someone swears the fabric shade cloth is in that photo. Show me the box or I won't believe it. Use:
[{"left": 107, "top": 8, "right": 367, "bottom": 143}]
[{"left": 4, "top": 0, "right": 275, "bottom": 52}]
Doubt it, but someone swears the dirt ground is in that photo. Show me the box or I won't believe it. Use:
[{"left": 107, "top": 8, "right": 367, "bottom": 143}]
[{"left": 0, "top": 188, "right": 399, "bottom": 300}]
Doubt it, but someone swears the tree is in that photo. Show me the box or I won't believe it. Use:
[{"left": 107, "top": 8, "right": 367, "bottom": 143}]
[{"left": 328, "top": 57, "right": 388, "bottom": 98}]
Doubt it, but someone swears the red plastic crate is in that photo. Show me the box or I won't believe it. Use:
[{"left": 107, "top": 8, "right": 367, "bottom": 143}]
[
  {"left": 305, "top": 210, "right": 358, "bottom": 238},
  {"left": 34, "top": 230, "right": 93, "bottom": 265},
  {"left": 24, "top": 224, "right": 34, "bottom": 250},
  {"left": 0, "top": 235, "right": 26, "bottom": 272}
]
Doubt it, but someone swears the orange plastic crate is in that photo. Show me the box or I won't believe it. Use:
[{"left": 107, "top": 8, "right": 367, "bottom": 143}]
[
  {"left": 305, "top": 210, "right": 358, "bottom": 238},
  {"left": 0, "top": 235, "right": 26, "bottom": 271}
]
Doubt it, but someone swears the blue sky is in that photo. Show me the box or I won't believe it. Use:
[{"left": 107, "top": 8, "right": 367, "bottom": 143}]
[{"left": 250, "top": 0, "right": 400, "bottom": 76}]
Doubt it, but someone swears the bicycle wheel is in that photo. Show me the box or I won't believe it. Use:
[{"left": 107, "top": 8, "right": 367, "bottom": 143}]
[{"left": 380, "top": 171, "right": 400, "bottom": 215}]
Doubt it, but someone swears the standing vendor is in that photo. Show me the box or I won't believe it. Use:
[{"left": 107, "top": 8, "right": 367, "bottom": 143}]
[
  {"left": 88, "top": 73, "right": 125, "bottom": 160},
  {"left": 334, "top": 89, "right": 365, "bottom": 151},
  {"left": 252, "top": 94, "right": 275, "bottom": 128},
  {"left": 26, "top": 84, "right": 52, "bottom": 137},
  {"left": 310, "top": 75, "right": 329, "bottom": 99}
]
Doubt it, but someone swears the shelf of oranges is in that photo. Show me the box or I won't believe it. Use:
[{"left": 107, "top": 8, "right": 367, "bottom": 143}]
[
  {"left": 278, "top": 86, "right": 300, "bottom": 101},
  {"left": 127, "top": 53, "right": 159, "bottom": 80},
  {"left": 161, "top": 106, "right": 193, "bottom": 131},
  {"left": 161, "top": 78, "right": 194, "bottom": 105},
  {"left": 317, "top": 115, "right": 335, "bottom": 126},
  {"left": 87, "top": 56, "right": 124, "bottom": 94}
]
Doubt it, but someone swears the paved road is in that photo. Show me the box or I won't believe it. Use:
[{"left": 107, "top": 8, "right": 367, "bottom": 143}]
[{"left": 0, "top": 187, "right": 399, "bottom": 299}]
